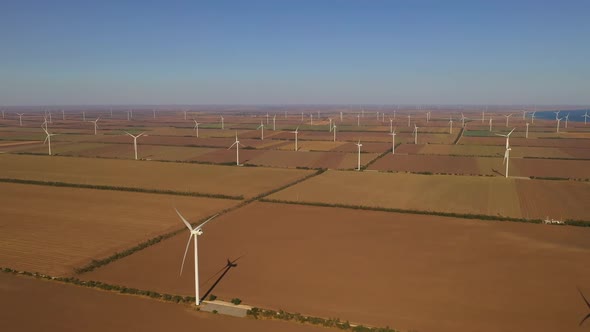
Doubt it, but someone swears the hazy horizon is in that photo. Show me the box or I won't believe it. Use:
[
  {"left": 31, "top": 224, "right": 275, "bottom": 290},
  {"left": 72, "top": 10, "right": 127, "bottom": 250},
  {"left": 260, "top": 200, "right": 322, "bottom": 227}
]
[{"left": 1, "top": 1, "right": 589, "bottom": 105}]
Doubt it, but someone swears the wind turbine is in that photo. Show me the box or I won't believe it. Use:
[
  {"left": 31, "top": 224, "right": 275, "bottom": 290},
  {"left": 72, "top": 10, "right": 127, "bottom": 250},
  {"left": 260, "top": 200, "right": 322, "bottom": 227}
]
[
  {"left": 90, "top": 118, "right": 100, "bottom": 135},
  {"left": 355, "top": 140, "right": 362, "bottom": 171},
  {"left": 521, "top": 110, "right": 527, "bottom": 120},
  {"left": 291, "top": 126, "right": 299, "bottom": 151},
  {"left": 220, "top": 116, "right": 224, "bottom": 130},
  {"left": 407, "top": 114, "right": 411, "bottom": 127},
  {"left": 556, "top": 117, "right": 562, "bottom": 133},
  {"left": 176, "top": 209, "right": 219, "bottom": 306},
  {"left": 583, "top": 111, "right": 590, "bottom": 125},
  {"left": 16, "top": 113, "right": 24, "bottom": 126},
  {"left": 48, "top": 111, "right": 52, "bottom": 124},
  {"left": 449, "top": 117, "right": 453, "bottom": 134},
  {"left": 301, "top": 112, "right": 304, "bottom": 122},
  {"left": 310, "top": 113, "right": 313, "bottom": 125},
  {"left": 481, "top": 111, "right": 485, "bottom": 123},
  {"left": 564, "top": 113, "right": 570, "bottom": 128},
  {"left": 503, "top": 146, "right": 512, "bottom": 178},
  {"left": 42, "top": 125, "right": 57, "bottom": 156},
  {"left": 504, "top": 114, "right": 513, "bottom": 127},
  {"left": 489, "top": 117, "right": 493, "bottom": 131},
  {"left": 62, "top": 109, "right": 65, "bottom": 121},
  {"left": 257, "top": 121, "right": 264, "bottom": 140},
  {"left": 125, "top": 132, "right": 146, "bottom": 160},
  {"left": 266, "top": 113, "right": 270, "bottom": 125},
  {"left": 193, "top": 119, "right": 200, "bottom": 137},
  {"left": 332, "top": 124, "right": 337, "bottom": 142},
  {"left": 228, "top": 132, "right": 243, "bottom": 165},
  {"left": 272, "top": 114, "right": 276, "bottom": 130},
  {"left": 357, "top": 114, "right": 360, "bottom": 126},
  {"left": 1, "top": 109, "right": 4, "bottom": 119},
  {"left": 413, "top": 124, "right": 419, "bottom": 144},
  {"left": 389, "top": 129, "right": 396, "bottom": 154},
  {"left": 82, "top": 111, "right": 86, "bottom": 122},
  {"left": 153, "top": 109, "right": 156, "bottom": 119},
  {"left": 554, "top": 110, "right": 560, "bottom": 120},
  {"left": 328, "top": 118, "right": 333, "bottom": 132},
  {"left": 340, "top": 111, "right": 343, "bottom": 122},
  {"left": 110, "top": 108, "right": 113, "bottom": 118},
  {"left": 389, "top": 118, "right": 393, "bottom": 133},
  {"left": 460, "top": 113, "right": 467, "bottom": 128},
  {"left": 184, "top": 110, "right": 187, "bottom": 121},
  {"left": 531, "top": 111, "right": 536, "bottom": 124},
  {"left": 495, "top": 128, "right": 515, "bottom": 149},
  {"left": 525, "top": 123, "right": 529, "bottom": 139},
  {"left": 127, "top": 111, "right": 130, "bottom": 121}
]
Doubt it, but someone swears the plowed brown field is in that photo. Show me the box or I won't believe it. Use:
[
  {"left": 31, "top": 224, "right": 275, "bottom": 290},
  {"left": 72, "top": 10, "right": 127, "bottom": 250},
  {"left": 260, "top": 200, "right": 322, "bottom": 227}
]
[
  {"left": 83, "top": 202, "right": 590, "bottom": 332},
  {"left": 0, "top": 182, "right": 238, "bottom": 275}
]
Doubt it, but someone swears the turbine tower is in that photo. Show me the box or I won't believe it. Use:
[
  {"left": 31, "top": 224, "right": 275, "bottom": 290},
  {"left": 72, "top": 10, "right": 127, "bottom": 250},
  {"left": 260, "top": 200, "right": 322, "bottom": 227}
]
[
  {"left": 193, "top": 119, "right": 200, "bottom": 137},
  {"left": 220, "top": 116, "right": 224, "bottom": 130},
  {"left": 556, "top": 117, "right": 562, "bottom": 133},
  {"left": 389, "top": 118, "right": 393, "bottom": 133},
  {"left": 42, "top": 125, "right": 57, "bottom": 156},
  {"left": 489, "top": 117, "right": 493, "bottom": 132},
  {"left": 332, "top": 124, "right": 337, "bottom": 142},
  {"left": 531, "top": 111, "right": 536, "bottom": 124},
  {"left": 449, "top": 117, "right": 453, "bottom": 134},
  {"left": 504, "top": 114, "right": 513, "bottom": 127},
  {"left": 503, "top": 146, "right": 512, "bottom": 178},
  {"left": 91, "top": 118, "right": 100, "bottom": 135},
  {"left": 407, "top": 114, "right": 411, "bottom": 127},
  {"left": 583, "top": 111, "right": 590, "bottom": 125},
  {"left": 413, "top": 124, "right": 419, "bottom": 144},
  {"left": 257, "top": 121, "right": 265, "bottom": 140},
  {"left": 125, "top": 132, "right": 146, "bottom": 160},
  {"left": 272, "top": 114, "right": 276, "bottom": 130},
  {"left": 525, "top": 123, "right": 529, "bottom": 139},
  {"left": 291, "top": 126, "right": 299, "bottom": 151},
  {"left": 176, "top": 209, "right": 219, "bottom": 306},
  {"left": 389, "top": 129, "right": 396, "bottom": 154},
  {"left": 565, "top": 113, "right": 570, "bottom": 128},
  {"left": 16, "top": 113, "right": 24, "bottom": 126},
  {"left": 228, "top": 133, "right": 243, "bottom": 165},
  {"left": 355, "top": 140, "right": 363, "bottom": 171}
]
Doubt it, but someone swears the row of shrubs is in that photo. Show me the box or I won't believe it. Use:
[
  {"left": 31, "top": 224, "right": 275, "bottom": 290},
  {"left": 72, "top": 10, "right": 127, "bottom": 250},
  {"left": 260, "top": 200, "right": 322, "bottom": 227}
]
[
  {"left": 260, "top": 198, "right": 590, "bottom": 227},
  {"left": 247, "top": 308, "right": 397, "bottom": 332},
  {"left": 0, "top": 177, "right": 244, "bottom": 200},
  {"left": 1, "top": 267, "right": 196, "bottom": 304}
]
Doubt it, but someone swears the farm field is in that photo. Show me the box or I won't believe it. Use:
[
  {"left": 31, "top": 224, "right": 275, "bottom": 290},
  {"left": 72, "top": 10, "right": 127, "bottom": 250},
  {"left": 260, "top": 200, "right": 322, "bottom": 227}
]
[
  {"left": 0, "top": 273, "right": 327, "bottom": 332},
  {"left": 0, "top": 182, "right": 238, "bottom": 275},
  {"left": 460, "top": 136, "right": 590, "bottom": 148},
  {"left": 0, "top": 154, "right": 314, "bottom": 198},
  {"left": 267, "top": 170, "right": 590, "bottom": 220},
  {"left": 415, "top": 144, "right": 590, "bottom": 159},
  {"left": 82, "top": 202, "right": 590, "bottom": 332}
]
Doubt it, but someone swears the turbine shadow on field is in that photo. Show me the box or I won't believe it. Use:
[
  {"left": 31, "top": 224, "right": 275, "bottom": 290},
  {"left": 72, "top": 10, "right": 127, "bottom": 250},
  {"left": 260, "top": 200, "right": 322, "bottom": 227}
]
[
  {"left": 200, "top": 256, "right": 243, "bottom": 302},
  {"left": 491, "top": 168, "right": 504, "bottom": 177}
]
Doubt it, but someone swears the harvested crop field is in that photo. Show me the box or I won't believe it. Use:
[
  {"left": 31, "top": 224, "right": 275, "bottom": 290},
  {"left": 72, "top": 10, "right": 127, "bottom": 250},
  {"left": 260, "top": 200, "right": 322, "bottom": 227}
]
[
  {"left": 460, "top": 136, "right": 590, "bottom": 148},
  {"left": 82, "top": 202, "right": 590, "bottom": 332},
  {"left": 268, "top": 170, "right": 590, "bottom": 220},
  {"left": 0, "top": 273, "right": 327, "bottom": 332},
  {"left": 0, "top": 154, "right": 314, "bottom": 198},
  {"left": 368, "top": 154, "right": 489, "bottom": 175},
  {"left": 0, "top": 182, "right": 238, "bottom": 275}
]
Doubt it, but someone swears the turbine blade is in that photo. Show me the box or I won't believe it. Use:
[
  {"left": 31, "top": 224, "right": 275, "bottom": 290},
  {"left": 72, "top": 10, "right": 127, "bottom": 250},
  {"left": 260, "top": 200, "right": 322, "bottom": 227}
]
[
  {"left": 196, "top": 214, "right": 219, "bottom": 230},
  {"left": 179, "top": 233, "right": 193, "bottom": 276},
  {"left": 228, "top": 142, "right": 237, "bottom": 149},
  {"left": 507, "top": 128, "right": 515, "bottom": 136},
  {"left": 175, "top": 208, "right": 193, "bottom": 231}
]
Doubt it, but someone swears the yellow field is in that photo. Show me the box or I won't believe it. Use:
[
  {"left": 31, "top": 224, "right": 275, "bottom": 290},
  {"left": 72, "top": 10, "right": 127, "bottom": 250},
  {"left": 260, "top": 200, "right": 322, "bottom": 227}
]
[
  {"left": 0, "top": 154, "right": 314, "bottom": 198},
  {"left": 0, "top": 182, "right": 238, "bottom": 275},
  {"left": 268, "top": 170, "right": 522, "bottom": 217}
]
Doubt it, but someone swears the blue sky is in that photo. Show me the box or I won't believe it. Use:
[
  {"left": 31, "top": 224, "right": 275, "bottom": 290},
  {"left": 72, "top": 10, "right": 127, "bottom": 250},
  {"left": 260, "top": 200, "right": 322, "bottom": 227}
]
[{"left": 1, "top": 0, "right": 589, "bottom": 105}]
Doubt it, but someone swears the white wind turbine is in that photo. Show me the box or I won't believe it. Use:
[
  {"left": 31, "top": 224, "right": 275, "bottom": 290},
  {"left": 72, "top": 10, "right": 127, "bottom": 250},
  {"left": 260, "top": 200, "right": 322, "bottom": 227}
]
[
  {"left": 525, "top": 123, "right": 529, "bottom": 139},
  {"left": 82, "top": 111, "right": 86, "bottom": 122},
  {"left": 1, "top": 109, "right": 4, "bottom": 119},
  {"left": 531, "top": 111, "right": 536, "bottom": 124},
  {"left": 565, "top": 113, "right": 570, "bottom": 128},
  {"left": 503, "top": 146, "right": 512, "bottom": 178},
  {"left": 357, "top": 114, "right": 360, "bottom": 126},
  {"left": 220, "top": 116, "right": 224, "bottom": 130},
  {"left": 340, "top": 111, "right": 343, "bottom": 122},
  {"left": 153, "top": 109, "right": 156, "bottom": 119},
  {"left": 48, "top": 111, "right": 53, "bottom": 124},
  {"left": 332, "top": 124, "right": 337, "bottom": 142},
  {"left": 495, "top": 128, "right": 515, "bottom": 149},
  {"left": 62, "top": 109, "right": 65, "bottom": 121},
  {"left": 301, "top": 112, "right": 304, "bottom": 122},
  {"left": 407, "top": 114, "right": 411, "bottom": 127},
  {"left": 291, "top": 126, "right": 299, "bottom": 151},
  {"left": 193, "top": 119, "right": 200, "bottom": 137},
  {"left": 110, "top": 108, "right": 113, "bottom": 118},
  {"left": 449, "top": 117, "right": 453, "bottom": 134},
  {"left": 389, "top": 129, "right": 396, "bottom": 154},
  {"left": 228, "top": 132, "right": 243, "bottom": 165},
  {"left": 90, "top": 118, "right": 100, "bottom": 135},
  {"left": 489, "top": 117, "right": 493, "bottom": 131},
  {"left": 184, "top": 110, "right": 187, "bottom": 121},
  {"left": 554, "top": 110, "right": 560, "bottom": 120},
  {"left": 272, "top": 114, "right": 276, "bottom": 130},
  {"left": 460, "top": 113, "right": 467, "bottom": 127},
  {"left": 556, "top": 117, "right": 562, "bottom": 133},
  {"left": 328, "top": 118, "right": 333, "bottom": 132},
  {"left": 266, "top": 113, "right": 270, "bottom": 125},
  {"left": 355, "top": 140, "right": 362, "bottom": 171},
  {"left": 176, "top": 209, "right": 219, "bottom": 306},
  {"left": 257, "top": 121, "right": 265, "bottom": 140},
  {"left": 583, "top": 111, "right": 590, "bottom": 125},
  {"left": 389, "top": 118, "right": 393, "bottom": 133},
  {"left": 310, "top": 113, "right": 313, "bottom": 125},
  {"left": 125, "top": 132, "right": 146, "bottom": 160},
  {"left": 504, "top": 114, "right": 513, "bottom": 127},
  {"left": 42, "top": 125, "right": 57, "bottom": 156},
  {"left": 127, "top": 111, "right": 130, "bottom": 121},
  {"left": 413, "top": 124, "right": 419, "bottom": 144},
  {"left": 522, "top": 110, "right": 527, "bottom": 120},
  {"left": 481, "top": 110, "right": 485, "bottom": 123},
  {"left": 16, "top": 113, "right": 24, "bottom": 126}
]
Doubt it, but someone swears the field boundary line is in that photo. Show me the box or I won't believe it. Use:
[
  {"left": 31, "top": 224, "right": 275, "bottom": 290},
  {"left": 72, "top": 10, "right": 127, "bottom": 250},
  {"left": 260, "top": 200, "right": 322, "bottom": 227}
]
[
  {"left": 0, "top": 267, "right": 399, "bottom": 332},
  {"left": 0, "top": 178, "right": 244, "bottom": 200},
  {"left": 259, "top": 198, "right": 590, "bottom": 227}
]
